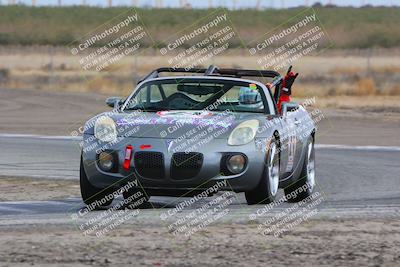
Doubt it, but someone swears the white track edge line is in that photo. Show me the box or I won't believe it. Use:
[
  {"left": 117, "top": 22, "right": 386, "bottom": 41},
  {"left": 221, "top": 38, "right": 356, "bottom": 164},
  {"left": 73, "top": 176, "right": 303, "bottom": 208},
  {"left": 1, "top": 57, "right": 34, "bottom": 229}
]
[{"left": 1, "top": 133, "right": 399, "bottom": 151}]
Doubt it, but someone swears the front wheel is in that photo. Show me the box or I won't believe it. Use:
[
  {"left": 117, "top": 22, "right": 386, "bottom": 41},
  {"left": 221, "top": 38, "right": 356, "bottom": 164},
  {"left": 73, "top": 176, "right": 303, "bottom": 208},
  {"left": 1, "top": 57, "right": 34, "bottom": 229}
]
[
  {"left": 284, "top": 137, "right": 316, "bottom": 202},
  {"left": 80, "top": 156, "right": 113, "bottom": 208},
  {"left": 245, "top": 138, "right": 280, "bottom": 205}
]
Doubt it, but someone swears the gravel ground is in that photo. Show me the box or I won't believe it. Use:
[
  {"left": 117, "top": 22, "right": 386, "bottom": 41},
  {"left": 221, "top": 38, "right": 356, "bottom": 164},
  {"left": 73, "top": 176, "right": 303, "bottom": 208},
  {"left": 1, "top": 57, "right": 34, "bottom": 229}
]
[
  {"left": 0, "top": 219, "right": 399, "bottom": 267},
  {"left": 0, "top": 177, "right": 79, "bottom": 201},
  {"left": 1, "top": 177, "right": 399, "bottom": 266}
]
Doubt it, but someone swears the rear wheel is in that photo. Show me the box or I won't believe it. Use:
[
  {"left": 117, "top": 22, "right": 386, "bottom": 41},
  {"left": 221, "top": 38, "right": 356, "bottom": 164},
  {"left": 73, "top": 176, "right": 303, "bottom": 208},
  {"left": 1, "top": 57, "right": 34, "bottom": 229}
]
[
  {"left": 284, "top": 137, "right": 315, "bottom": 202},
  {"left": 80, "top": 156, "right": 113, "bottom": 208},
  {"left": 245, "top": 137, "right": 280, "bottom": 205}
]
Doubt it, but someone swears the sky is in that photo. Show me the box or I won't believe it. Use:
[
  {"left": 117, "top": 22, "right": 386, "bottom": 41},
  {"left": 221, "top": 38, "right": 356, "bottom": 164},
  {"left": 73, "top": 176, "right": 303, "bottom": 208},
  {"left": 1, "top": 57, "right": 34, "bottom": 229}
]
[{"left": 2, "top": 0, "right": 399, "bottom": 8}]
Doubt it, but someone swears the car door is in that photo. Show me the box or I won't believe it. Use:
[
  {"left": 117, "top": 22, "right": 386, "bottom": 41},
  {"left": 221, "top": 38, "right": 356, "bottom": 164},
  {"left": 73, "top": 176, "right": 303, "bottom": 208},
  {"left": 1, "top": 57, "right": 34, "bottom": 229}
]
[{"left": 279, "top": 103, "right": 303, "bottom": 179}]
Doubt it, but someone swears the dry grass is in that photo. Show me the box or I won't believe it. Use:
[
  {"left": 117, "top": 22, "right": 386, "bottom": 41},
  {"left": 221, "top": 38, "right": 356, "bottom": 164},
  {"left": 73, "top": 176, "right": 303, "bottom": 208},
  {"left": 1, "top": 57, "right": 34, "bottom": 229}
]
[
  {"left": 329, "top": 67, "right": 363, "bottom": 75},
  {"left": 329, "top": 65, "right": 400, "bottom": 75},
  {"left": 86, "top": 76, "right": 118, "bottom": 94},
  {"left": 301, "top": 95, "right": 400, "bottom": 113},
  {"left": 1, "top": 47, "right": 400, "bottom": 104},
  {"left": 355, "top": 78, "right": 377, "bottom": 96},
  {"left": 293, "top": 80, "right": 378, "bottom": 98},
  {"left": 388, "top": 85, "right": 400, "bottom": 96}
]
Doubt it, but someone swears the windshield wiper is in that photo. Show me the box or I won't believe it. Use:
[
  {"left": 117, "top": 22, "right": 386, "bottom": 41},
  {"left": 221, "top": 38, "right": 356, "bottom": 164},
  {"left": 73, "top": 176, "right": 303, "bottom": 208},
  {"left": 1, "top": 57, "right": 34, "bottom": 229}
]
[{"left": 125, "top": 106, "right": 166, "bottom": 112}]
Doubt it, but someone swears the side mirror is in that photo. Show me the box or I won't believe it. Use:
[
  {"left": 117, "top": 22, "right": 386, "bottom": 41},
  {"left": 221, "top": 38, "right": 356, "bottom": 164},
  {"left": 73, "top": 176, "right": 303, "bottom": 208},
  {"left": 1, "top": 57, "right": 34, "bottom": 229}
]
[
  {"left": 281, "top": 102, "right": 299, "bottom": 118},
  {"left": 105, "top": 97, "right": 123, "bottom": 109}
]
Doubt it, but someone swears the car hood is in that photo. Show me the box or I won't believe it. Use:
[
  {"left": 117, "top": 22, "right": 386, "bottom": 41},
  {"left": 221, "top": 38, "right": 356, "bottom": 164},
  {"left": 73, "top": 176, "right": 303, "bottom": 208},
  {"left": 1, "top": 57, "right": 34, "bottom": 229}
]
[{"left": 85, "top": 110, "right": 266, "bottom": 139}]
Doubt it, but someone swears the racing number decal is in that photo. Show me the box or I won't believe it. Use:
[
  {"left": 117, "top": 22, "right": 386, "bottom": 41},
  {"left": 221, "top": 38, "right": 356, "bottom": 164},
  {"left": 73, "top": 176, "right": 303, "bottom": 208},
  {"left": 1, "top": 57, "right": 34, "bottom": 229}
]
[{"left": 285, "top": 135, "right": 297, "bottom": 172}]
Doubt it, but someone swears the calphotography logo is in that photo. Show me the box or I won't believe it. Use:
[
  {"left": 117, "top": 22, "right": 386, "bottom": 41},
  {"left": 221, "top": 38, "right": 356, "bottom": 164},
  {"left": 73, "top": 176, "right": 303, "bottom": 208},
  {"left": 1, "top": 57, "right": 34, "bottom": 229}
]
[
  {"left": 69, "top": 9, "right": 153, "bottom": 72},
  {"left": 70, "top": 178, "right": 147, "bottom": 237},
  {"left": 159, "top": 10, "right": 240, "bottom": 71},
  {"left": 2, "top": 1, "right": 400, "bottom": 266},
  {"left": 159, "top": 180, "right": 239, "bottom": 238},
  {"left": 248, "top": 7, "right": 333, "bottom": 71}
]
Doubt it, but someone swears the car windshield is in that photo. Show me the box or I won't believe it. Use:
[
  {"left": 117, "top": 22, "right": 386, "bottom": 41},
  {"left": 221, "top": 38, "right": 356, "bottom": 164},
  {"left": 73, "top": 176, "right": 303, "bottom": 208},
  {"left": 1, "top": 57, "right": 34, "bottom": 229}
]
[{"left": 124, "top": 78, "right": 268, "bottom": 113}]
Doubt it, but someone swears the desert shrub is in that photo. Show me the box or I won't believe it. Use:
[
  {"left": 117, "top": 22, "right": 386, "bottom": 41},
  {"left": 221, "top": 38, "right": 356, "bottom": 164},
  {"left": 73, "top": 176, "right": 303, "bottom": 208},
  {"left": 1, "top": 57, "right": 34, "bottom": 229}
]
[
  {"left": 86, "top": 76, "right": 117, "bottom": 93},
  {"left": 326, "top": 85, "right": 353, "bottom": 96},
  {"left": 354, "top": 78, "right": 377, "bottom": 95},
  {"left": 388, "top": 85, "right": 400, "bottom": 95},
  {"left": 0, "top": 68, "right": 10, "bottom": 84}
]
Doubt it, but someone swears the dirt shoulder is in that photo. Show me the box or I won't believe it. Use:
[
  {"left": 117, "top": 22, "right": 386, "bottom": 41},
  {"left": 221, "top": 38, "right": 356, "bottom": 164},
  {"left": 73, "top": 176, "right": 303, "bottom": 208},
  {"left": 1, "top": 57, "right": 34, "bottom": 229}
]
[
  {"left": 0, "top": 219, "right": 399, "bottom": 267},
  {"left": 0, "top": 88, "right": 106, "bottom": 136},
  {"left": 0, "top": 177, "right": 79, "bottom": 201},
  {"left": 315, "top": 107, "right": 400, "bottom": 146},
  {"left": 1, "top": 88, "right": 400, "bottom": 146}
]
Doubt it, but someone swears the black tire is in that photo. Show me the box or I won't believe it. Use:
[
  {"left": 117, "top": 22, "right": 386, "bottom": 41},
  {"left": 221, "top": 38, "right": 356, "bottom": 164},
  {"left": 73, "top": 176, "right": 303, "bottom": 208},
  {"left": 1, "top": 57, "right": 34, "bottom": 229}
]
[
  {"left": 284, "top": 137, "right": 315, "bottom": 202},
  {"left": 245, "top": 137, "right": 280, "bottom": 205},
  {"left": 122, "top": 188, "right": 150, "bottom": 209},
  {"left": 80, "top": 156, "right": 113, "bottom": 208}
]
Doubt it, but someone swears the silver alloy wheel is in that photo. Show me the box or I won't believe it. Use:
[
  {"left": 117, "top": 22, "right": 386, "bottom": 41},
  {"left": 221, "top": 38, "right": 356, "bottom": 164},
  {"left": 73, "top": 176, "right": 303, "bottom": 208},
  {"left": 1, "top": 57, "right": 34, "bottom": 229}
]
[
  {"left": 306, "top": 141, "right": 316, "bottom": 190},
  {"left": 267, "top": 142, "right": 279, "bottom": 196}
]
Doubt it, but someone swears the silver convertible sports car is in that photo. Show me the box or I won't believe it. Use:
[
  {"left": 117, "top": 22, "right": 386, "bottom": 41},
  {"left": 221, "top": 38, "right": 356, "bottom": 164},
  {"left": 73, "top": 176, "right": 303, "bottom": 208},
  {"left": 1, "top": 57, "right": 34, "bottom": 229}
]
[{"left": 80, "top": 65, "right": 316, "bottom": 207}]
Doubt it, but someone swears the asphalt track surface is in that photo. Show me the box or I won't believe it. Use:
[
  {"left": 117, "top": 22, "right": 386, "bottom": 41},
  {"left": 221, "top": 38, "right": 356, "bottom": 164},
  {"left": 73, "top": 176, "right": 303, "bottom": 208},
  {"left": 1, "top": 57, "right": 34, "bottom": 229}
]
[{"left": 1, "top": 135, "right": 400, "bottom": 226}]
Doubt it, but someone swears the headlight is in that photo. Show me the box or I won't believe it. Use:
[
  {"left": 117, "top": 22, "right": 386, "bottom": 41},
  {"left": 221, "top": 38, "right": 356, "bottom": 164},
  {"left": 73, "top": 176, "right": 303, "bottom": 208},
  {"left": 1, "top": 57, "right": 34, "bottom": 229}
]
[
  {"left": 228, "top": 119, "right": 259, "bottom": 146},
  {"left": 94, "top": 116, "right": 117, "bottom": 142}
]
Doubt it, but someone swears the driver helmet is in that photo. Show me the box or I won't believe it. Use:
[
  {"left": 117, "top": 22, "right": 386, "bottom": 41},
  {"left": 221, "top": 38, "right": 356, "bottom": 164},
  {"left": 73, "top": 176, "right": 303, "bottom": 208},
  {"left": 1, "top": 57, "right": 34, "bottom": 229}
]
[{"left": 238, "top": 86, "right": 262, "bottom": 108}]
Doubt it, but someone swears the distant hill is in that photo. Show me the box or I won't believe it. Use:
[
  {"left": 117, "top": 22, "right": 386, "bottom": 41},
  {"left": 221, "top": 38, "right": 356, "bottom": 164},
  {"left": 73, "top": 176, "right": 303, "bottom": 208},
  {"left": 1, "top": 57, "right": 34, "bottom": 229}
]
[{"left": 0, "top": 5, "right": 399, "bottom": 48}]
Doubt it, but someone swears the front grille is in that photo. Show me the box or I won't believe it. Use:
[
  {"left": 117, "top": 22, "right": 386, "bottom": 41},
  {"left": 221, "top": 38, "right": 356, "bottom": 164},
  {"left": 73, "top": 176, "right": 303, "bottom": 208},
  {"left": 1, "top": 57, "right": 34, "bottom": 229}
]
[
  {"left": 171, "top": 152, "right": 203, "bottom": 180},
  {"left": 134, "top": 152, "right": 165, "bottom": 179}
]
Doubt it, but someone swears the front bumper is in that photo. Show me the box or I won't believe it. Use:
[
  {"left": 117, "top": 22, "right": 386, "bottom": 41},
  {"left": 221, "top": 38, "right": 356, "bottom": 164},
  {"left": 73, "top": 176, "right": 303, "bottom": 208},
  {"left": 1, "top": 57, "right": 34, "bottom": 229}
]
[{"left": 81, "top": 134, "right": 268, "bottom": 193}]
